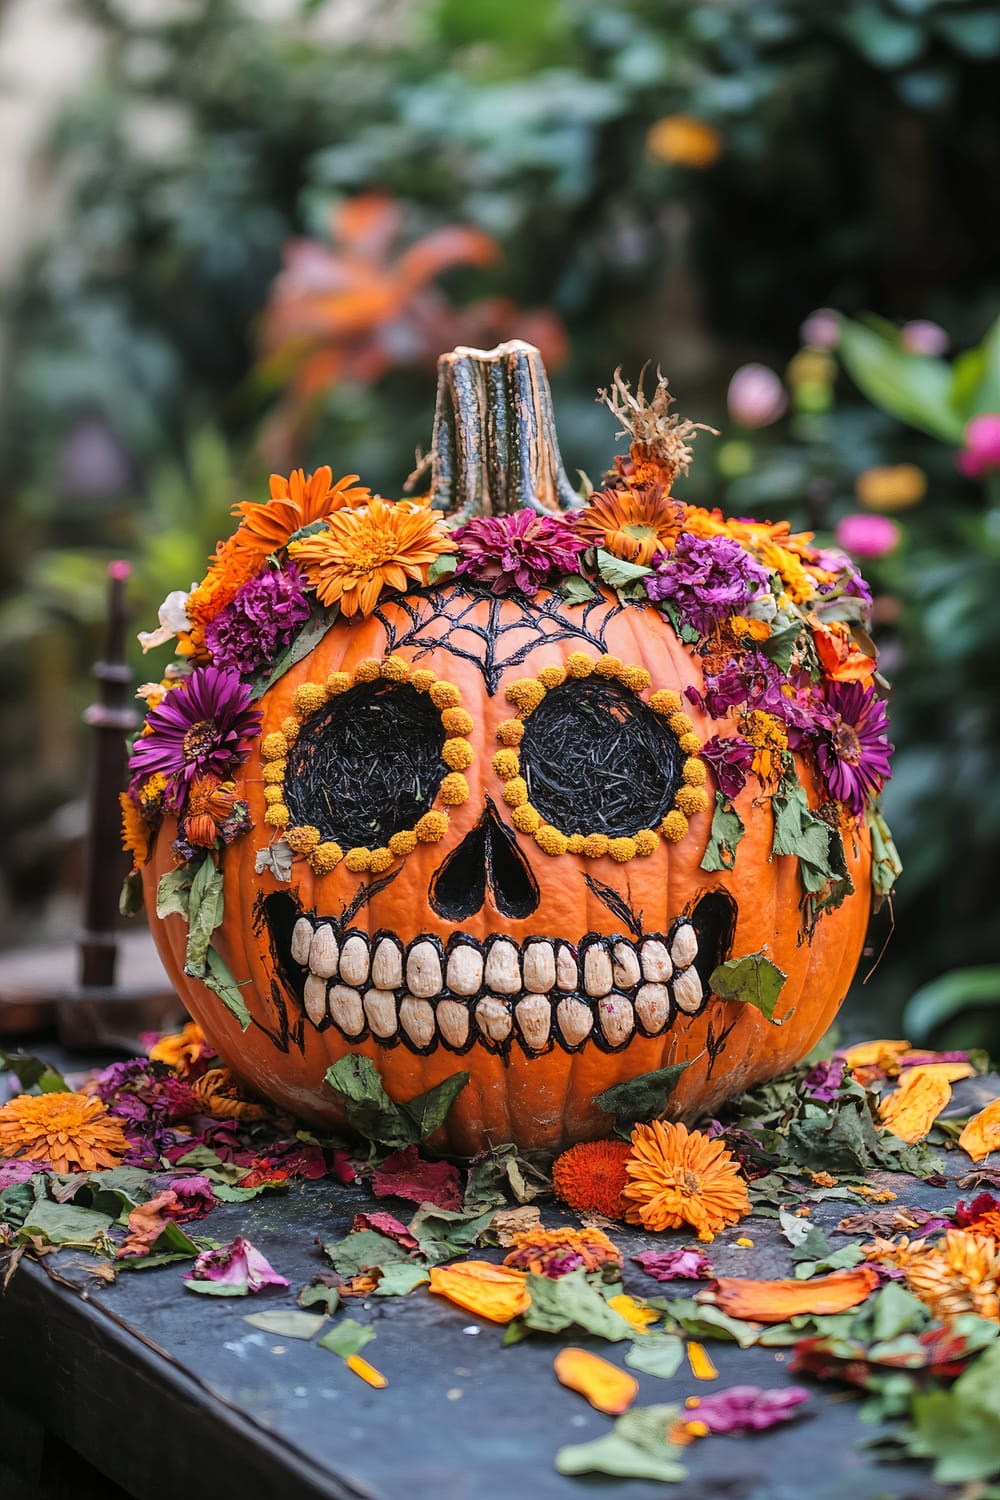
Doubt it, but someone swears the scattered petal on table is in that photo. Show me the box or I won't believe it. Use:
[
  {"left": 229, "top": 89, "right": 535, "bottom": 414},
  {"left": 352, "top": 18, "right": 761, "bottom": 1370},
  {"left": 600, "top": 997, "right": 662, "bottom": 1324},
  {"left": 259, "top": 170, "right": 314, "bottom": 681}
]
[{"left": 554, "top": 1347, "right": 638, "bottom": 1415}]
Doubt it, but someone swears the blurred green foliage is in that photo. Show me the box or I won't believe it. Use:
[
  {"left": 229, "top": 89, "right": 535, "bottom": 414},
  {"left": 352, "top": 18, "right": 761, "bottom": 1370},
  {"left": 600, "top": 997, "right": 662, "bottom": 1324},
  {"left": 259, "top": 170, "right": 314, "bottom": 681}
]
[{"left": 1, "top": 0, "right": 998, "bottom": 1026}]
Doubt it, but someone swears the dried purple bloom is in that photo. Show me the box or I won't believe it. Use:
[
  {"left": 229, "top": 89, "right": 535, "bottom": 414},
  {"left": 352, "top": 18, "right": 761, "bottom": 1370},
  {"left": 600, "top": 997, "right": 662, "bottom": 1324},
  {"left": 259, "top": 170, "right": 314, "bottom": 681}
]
[
  {"left": 129, "top": 665, "right": 262, "bottom": 812},
  {"left": 803, "top": 1058, "right": 846, "bottom": 1103},
  {"left": 184, "top": 1235, "right": 288, "bottom": 1295},
  {"left": 687, "top": 1385, "right": 810, "bottom": 1434},
  {"left": 204, "top": 564, "right": 311, "bottom": 675},
  {"left": 814, "top": 681, "right": 893, "bottom": 817},
  {"left": 0, "top": 1159, "right": 49, "bottom": 1188},
  {"left": 633, "top": 1247, "right": 713, "bottom": 1282},
  {"left": 646, "top": 532, "right": 770, "bottom": 634},
  {"left": 167, "top": 1175, "right": 216, "bottom": 1221},
  {"left": 451, "top": 510, "right": 588, "bottom": 596},
  {"left": 700, "top": 735, "right": 754, "bottom": 799}
]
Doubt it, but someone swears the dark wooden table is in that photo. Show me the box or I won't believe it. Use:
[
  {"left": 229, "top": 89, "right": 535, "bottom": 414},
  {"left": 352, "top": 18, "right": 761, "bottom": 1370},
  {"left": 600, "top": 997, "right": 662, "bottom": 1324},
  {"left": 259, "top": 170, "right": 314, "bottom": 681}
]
[{"left": 0, "top": 1152, "right": 962, "bottom": 1500}]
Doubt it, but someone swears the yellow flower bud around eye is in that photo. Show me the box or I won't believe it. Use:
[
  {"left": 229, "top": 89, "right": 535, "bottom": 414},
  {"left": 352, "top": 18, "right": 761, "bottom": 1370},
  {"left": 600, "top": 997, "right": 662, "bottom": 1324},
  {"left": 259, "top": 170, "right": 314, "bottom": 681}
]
[
  {"left": 582, "top": 833, "right": 610, "bottom": 859},
  {"left": 261, "top": 761, "right": 286, "bottom": 784},
  {"left": 415, "top": 810, "right": 449, "bottom": 843},
  {"left": 660, "top": 810, "right": 688, "bottom": 842},
  {"left": 429, "top": 680, "right": 461, "bottom": 709},
  {"left": 565, "top": 652, "right": 595, "bottom": 678},
  {"left": 440, "top": 772, "right": 469, "bottom": 806},
  {"left": 496, "top": 719, "right": 525, "bottom": 746},
  {"left": 368, "top": 847, "right": 395, "bottom": 873},
  {"left": 380, "top": 655, "right": 411, "bottom": 682},
  {"left": 492, "top": 749, "right": 521, "bottom": 780},
  {"left": 325, "top": 671, "right": 351, "bottom": 696},
  {"left": 682, "top": 757, "right": 707, "bottom": 786},
  {"left": 388, "top": 828, "right": 418, "bottom": 857},
  {"left": 264, "top": 803, "right": 290, "bottom": 827},
  {"left": 261, "top": 732, "right": 289, "bottom": 761},
  {"left": 634, "top": 829, "right": 659, "bottom": 856},
  {"left": 566, "top": 833, "right": 586, "bottom": 854},
  {"left": 441, "top": 707, "right": 475, "bottom": 737},
  {"left": 594, "top": 655, "right": 623, "bottom": 679},
  {"left": 344, "top": 847, "right": 372, "bottom": 873},
  {"left": 442, "top": 737, "right": 475, "bottom": 770},
  {"left": 309, "top": 841, "right": 343, "bottom": 875},
  {"left": 504, "top": 678, "right": 546, "bottom": 713},
  {"left": 511, "top": 803, "right": 541, "bottom": 833},
  {"left": 352, "top": 659, "right": 381, "bottom": 684},
  {"left": 502, "top": 776, "right": 529, "bottom": 808},
  {"left": 607, "top": 837, "right": 638, "bottom": 863},
  {"left": 675, "top": 785, "right": 709, "bottom": 817},
  {"left": 537, "top": 664, "right": 566, "bottom": 689},
  {"left": 534, "top": 825, "right": 569, "bottom": 856},
  {"left": 410, "top": 669, "right": 437, "bottom": 693},
  {"left": 285, "top": 824, "right": 321, "bottom": 854},
  {"left": 649, "top": 689, "right": 682, "bottom": 717},
  {"left": 293, "top": 682, "right": 327, "bottom": 718}
]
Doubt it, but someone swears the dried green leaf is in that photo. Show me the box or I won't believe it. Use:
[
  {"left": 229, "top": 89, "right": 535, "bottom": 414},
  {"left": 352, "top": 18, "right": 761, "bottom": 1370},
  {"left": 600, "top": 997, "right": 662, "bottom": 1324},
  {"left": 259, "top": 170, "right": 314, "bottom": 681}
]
[
  {"left": 700, "top": 793, "right": 745, "bottom": 873},
  {"left": 243, "top": 1309, "right": 327, "bottom": 1339},
  {"left": 710, "top": 952, "right": 788, "bottom": 1023},
  {"left": 522, "top": 1270, "right": 636, "bottom": 1342},
  {"left": 317, "top": 1318, "right": 376, "bottom": 1360},
  {"left": 624, "top": 1333, "right": 684, "bottom": 1380},
  {"left": 594, "top": 1064, "right": 690, "bottom": 1131},
  {"left": 556, "top": 1404, "right": 687, "bottom": 1482}
]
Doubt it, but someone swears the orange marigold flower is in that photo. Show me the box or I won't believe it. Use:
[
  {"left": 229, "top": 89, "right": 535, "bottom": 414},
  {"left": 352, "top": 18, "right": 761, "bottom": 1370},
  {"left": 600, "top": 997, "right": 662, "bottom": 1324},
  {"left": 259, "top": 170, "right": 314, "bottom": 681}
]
[
  {"left": 0, "top": 1092, "right": 129, "bottom": 1173},
  {"left": 183, "top": 776, "right": 236, "bottom": 848},
  {"left": 192, "top": 1066, "right": 270, "bottom": 1123},
  {"left": 622, "top": 1121, "right": 750, "bottom": 1242},
  {"left": 288, "top": 496, "right": 452, "bottom": 616},
  {"left": 904, "top": 1229, "right": 1000, "bottom": 1322},
  {"left": 149, "top": 1021, "right": 208, "bottom": 1073},
  {"left": 503, "top": 1225, "right": 623, "bottom": 1279},
  {"left": 120, "top": 792, "right": 152, "bottom": 867},
  {"left": 552, "top": 1139, "right": 632, "bottom": 1218},
  {"left": 230, "top": 467, "right": 370, "bottom": 554},
  {"left": 575, "top": 485, "right": 685, "bottom": 567}
]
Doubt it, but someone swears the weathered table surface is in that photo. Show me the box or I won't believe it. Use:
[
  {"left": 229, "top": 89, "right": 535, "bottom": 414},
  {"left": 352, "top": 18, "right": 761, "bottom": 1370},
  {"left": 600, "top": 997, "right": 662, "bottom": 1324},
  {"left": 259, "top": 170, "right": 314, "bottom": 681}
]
[{"left": 2, "top": 1148, "right": 975, "bottom": 1500}]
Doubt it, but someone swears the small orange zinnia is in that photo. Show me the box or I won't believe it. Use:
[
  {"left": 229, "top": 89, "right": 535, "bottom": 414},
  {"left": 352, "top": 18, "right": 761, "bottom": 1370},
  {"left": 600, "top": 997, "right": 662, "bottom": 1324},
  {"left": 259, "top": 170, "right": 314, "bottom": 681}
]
[
  {"left": 503, "top": 1225, "right": 623, "bottom": 1278},
  {"left": 183, "top": 775, "right": 236, "bottom": 848},
  {"left": 148, "top": 1020, "right": 207, "bottom": 1074},
  {"left": 231, "top": 466, "right": 370, "bottom": 554},
  {"left": 575, "top": 485, "right": 685, "bottom": 567},
  {"left": 0, "top": 1092, "right": 129, "bottom": 1174},
  {"left": 288, "top": 495, "right": 453, "bottom": 616},
  {"left": 904, "top": 1229, "right": 1000, "bottom": 1322},
  {"left": 551, "top": 1139, "right": 632, "bottom": 1218},
  {"left": 622, "top": 1121, "right": 750, "bottom": 1242}
]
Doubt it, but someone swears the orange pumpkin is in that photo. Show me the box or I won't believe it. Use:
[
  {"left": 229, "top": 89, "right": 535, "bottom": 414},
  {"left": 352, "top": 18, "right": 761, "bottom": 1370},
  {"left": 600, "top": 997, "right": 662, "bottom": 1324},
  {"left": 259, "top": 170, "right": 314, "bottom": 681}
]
[{"left": 138, "top": 342, "right": 886, "bottom": 1156}]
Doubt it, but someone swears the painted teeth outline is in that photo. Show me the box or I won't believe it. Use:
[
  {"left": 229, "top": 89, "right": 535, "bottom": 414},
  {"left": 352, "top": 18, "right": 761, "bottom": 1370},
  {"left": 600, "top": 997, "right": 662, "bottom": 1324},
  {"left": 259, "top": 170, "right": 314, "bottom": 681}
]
[{"left": 264, "top": 891, "right": 736, "bottom": 1059}]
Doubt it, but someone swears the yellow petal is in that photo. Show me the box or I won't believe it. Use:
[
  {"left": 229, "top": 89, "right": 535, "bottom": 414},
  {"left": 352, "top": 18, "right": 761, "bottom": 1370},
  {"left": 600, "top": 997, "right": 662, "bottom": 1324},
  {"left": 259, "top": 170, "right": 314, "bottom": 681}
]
[
  {"left": 878, "top": 1068, "right": 952, "bottom": 1145},
  {"left": 606, "top": 1293, "right": 658, "bottom": 1333},
  {"left": 428, "top": 1260, "right": 530, "bottom": 1324},
  {"left": 345, "top": 1354, "right": 387, "bottom": 1388},
  {"left": 554, "top": 1347, "right": 638, "bottom": 1415},
  {"left": 899, "top": 1061, "right": 974, "bottom": 1085},
  {"left": 686, "top": 1341, "right": 717, "bottom": 1380},
  {"left": 841, "top": 1038, "right": 910, "bottom": 1069},
  {"left": 959, "top": 1100, "right": 1000, "bottom": 1163}
]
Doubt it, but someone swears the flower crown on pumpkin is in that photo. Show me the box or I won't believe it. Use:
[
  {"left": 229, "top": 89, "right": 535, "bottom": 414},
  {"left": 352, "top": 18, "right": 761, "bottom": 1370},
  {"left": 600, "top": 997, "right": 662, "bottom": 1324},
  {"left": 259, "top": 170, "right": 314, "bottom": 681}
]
[{"left": 122, "top": 370, "right": 897, "bottom": 918}]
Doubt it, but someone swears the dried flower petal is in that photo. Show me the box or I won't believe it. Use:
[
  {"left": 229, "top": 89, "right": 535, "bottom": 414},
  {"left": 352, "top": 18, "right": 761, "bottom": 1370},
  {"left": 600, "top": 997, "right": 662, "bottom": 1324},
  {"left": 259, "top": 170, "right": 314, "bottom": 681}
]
[
  {"left": 554, "top": 1348, "right": 638, "bottom": 1415},
  {"left": 960, "top": 1100, "right": 1000, "bottom": 1163},
  {"left": 346, "top": 1353, "right": 388, "bottom": 1388},
  {"left": 633, "top": 1247, "right": 713, "bottom": 1283},
  {"left": 685, "top": 1385, "right": 810, "bottom": 1434},
  {"left": 878, "top": 1067, "right": 953, "bottom": 1145},
  {"left": 687, "top": 1341, "right": 718, "bottom": 1380},
  {"left": 428, "top": 1260, "right": 530, "bottom": 1323},
  {"left": 698, "top": 1267, "right": 879, "bottom": 1323}
]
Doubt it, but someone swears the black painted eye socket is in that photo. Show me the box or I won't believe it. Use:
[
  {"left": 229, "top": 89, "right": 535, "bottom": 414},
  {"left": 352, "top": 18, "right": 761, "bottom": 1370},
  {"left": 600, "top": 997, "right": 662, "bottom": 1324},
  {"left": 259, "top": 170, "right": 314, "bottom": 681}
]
[
  {"left": 283, "top": 680, "right": 445, "bottom": 849},
  {"left": 518, "top": 678, "right": 683, "bottom": 837}
]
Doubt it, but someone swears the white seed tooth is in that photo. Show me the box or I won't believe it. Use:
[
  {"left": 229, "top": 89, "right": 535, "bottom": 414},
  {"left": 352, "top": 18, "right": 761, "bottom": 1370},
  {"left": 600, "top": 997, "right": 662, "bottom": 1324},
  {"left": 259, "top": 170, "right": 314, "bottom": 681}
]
[
  {"left": 598, "top": 994, "right": 635, "bottom": 1046},
  {"left": 612, "top": 940, "right": 641, "bottom": 991},
  {"left": 446, "top": 944, "right": 484, "bottom": 997},
  {"left": 484, "top": 939, "right": 521, "bottom": 995},
  {"left": 672, "top": 967, "right": 704, "bottom": 1015},
  {"left": 522, "top": 940, "right": 556, "bottom": 994},
  {"left": 303, "top": 973, "right": 328, "bottom": 1025},
  {"left": 670, "top": 922, "right": 698, "bottom": 970},
  {"left": 583, "top": 944, "right": 614, "bottom": 998},
  {"left": 363, "top": 988, "right": 398, "bottom": 1038},
  {"left": 400, "top": 995, "right": 436, "bottom": 1048},
  {"left": 328, "top": 984, "right": 364, "bottom": 1036},
  {"left": 635, "top": 983, "right": 671, "bottom": 1034},
  {"left": 309, "top": 924, "right": 339, "bottom": 979},
  {"left": 557, "top": 997, "right": 594, "bottom": 1047},
  {"left": 406, "top": 940, "right": 443, "bottom": 999},
  {"left": 515, "top": 995, "right": 551, "bottom": 1052},
  {"left": 556, "top": 944, "right": 578, "bottom": 990},
  {"left": 290, "top": 917, "right": 314, "bottom": 966},
  {"left": 371, "top": 938, "right": 403, "bottom": 990},
  {"left": 475, "top": 995, "right": 512, "bottom": 1044},
  {"left": 339, "top": 933, "right": 370, "bottom": 987},
  {"left": 640, "top": 938, "right": 672, "bottom": 983},
  {"left": 437, "top": 999, "right": 471, "bottom": 1049}
]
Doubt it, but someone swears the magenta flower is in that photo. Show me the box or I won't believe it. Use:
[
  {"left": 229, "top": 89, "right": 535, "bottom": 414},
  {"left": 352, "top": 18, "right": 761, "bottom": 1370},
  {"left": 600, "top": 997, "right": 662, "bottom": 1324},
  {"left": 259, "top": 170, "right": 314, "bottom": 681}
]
[
  {"left": 184, "top": 1236, "right": 288, "bottom": 1295},
  {"left": 700, "top": 734, "right": 754, "bottom": 799},
  {"left": 646, "top": 533, "right": 770, "bottom": 634},
  {"left": 204, "top": 564, "right": 311, "bottom": 675},
  {"left": 167, "top": 1175, "right": 216, "bottom": 1221},
  {"left": 901, "top": 320, "right": 949, "bottom": 356},
  {"left": 800, "top": 309, "right": 840, "bottom": 350},
  {"left": 633, "top": 1247, "right": 713, "bottom": 1282},
  {"left": 814, "top": 681, "right": 893, "bottom": 817},
  {"left": 128, "top": 665, "right": 262, "bottom": 811},
  {"left": 451, "top": 510, "right": 588, "bottom": 596},
  {"left": 0, "top": 1159, "right": 50, "bottom": 1188},
  {"left": 688, "top": 1385, "right": 810, "bottom": 1434},
  {"left": 727, "top": 364, "right": 788, "bottom": 428},
  {"left": 802, "top": 1058, "right": 845, "bottom": 1102},
  {"left": 958, "top": 413, "right": 1000, "bottom": 479},
  {"left": 834, "top": 512, "right": 900, "bottom": 560}
]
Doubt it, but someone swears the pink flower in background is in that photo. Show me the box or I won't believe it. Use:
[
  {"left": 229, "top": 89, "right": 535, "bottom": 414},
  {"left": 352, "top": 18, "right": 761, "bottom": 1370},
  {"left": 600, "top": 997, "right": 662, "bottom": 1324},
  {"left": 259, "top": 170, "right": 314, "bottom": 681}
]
[
  {"left": 835, "top": 512, "right": 900, "bottom": 559},
  {"left": 799, "top": 309, "right": 840, "bottom": 350},
  {"left": 901, "top": 320, "right": 949, "bottom": 356},
  {"left": 184, "top": 1236, "right": 288, "bottom": 1295},
  {"left": 958, "top": 414, "right": 1000, "bottom": 479},
  {"left": 726, "top": 363, "right": 788, "bottom": 428}
]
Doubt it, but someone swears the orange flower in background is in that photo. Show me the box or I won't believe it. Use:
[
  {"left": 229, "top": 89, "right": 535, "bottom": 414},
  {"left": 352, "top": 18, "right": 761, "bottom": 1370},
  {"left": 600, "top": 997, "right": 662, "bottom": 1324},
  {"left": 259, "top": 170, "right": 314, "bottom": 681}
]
[
  {"left": 904, "top": 1229, "right": 1000, "bottom": 1322},
  {"left": 647, "top": 115, "right": 723, "bottom": 169},
  {"left": 428, "top": 1260, "right": 530, "bottom": 1323},
  {"left": 698, "top": 1267, "right": 879, "bottom": 1323},
  {"left": 551, "top": 1139, "right": 632, "bottom": 1218},
  {"left": 230, "top": 467, "right": 370, "bottom": 554},
  {"left": 0, "top": 1092, "right": 129, "bottom": 1173},
  {"left": 148, "top": 1020, "right": 207, "bottom": 1073},
  {"left": 288, "top": 496, "right": 452, "bottom": 616},
  {"left": 576, "top": 486, "right": 685, "bottom": 566},
  {"left": 622, "top": 1121, "right": 751, "bottom": 1242},
  {"left": 959, "top": 1099, "right": 1000, "bottom": 1163},
  {"left": 855, "top": 463, "right": 927, "bottom": 512},
  {"left": 878, "top": 1067, "right": 953, "bottom": 1145}
]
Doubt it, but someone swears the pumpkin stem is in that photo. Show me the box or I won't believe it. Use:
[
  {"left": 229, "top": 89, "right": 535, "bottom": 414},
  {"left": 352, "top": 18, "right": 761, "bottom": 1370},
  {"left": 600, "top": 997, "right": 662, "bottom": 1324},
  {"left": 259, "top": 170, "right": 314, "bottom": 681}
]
[{"left": 417, "top": 340, "right": 581, "bottom": 517}]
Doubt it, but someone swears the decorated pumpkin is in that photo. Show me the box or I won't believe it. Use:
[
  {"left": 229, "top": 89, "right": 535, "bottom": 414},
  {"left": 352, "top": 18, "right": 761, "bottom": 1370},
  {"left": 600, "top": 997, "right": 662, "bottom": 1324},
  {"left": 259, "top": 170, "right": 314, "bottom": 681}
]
[{"left": 124, "top": 341, "right": 898, "bottom": 1155}]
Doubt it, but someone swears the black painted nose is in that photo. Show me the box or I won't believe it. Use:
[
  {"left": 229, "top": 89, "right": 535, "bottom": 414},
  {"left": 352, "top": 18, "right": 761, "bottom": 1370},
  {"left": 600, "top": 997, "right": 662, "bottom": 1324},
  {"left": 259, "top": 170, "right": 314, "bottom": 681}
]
[{"left": 430, "top": 797, "right": 540, "bottom": 921}]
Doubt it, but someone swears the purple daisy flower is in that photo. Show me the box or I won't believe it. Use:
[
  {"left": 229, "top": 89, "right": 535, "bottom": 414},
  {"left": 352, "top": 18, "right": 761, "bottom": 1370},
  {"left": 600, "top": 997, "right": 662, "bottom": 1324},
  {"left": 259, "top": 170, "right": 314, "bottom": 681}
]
[
  {"left": 204, "top": 563, "right": 311, "bottom": 676},
  {"left": 646, "top": 532, "right": 771, "bottom": 633},
  {"left": 814, "top": 681, "right": 893, "bottom": 817},
  {"left": 451, "top": 510, "right": 588, "bottom": 596},
  {"left": 128, "top": 665, "right": 262, "bottom": 811}
]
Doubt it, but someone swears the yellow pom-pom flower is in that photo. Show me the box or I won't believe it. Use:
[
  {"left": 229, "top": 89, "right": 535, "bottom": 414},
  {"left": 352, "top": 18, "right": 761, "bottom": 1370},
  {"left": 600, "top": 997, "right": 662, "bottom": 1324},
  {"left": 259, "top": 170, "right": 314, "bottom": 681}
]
[
  {"left": 608, "top": 836, "right": 638, "bottom": 863},
  {"left": 309, "top": 841, "right": 343, "bottom": 875},
  {"left": 495, "top": 719, "right": 525, "bottom": 746},
  {"left": 293, "top": 682, "right": 327, "bottom": 718},
  {"left": 566, "top": 833, "right": 586, "bottom": 854},
  {"left": 369, "top": 847, "right": 395, "bottom": 874},
  {"left": 441, "top": 707, "right": 475, "bottom": 737},
  {"left": 388, "top": 829, "right": 418, "bottom": 857},
  {"left": 619, "top": 665, "right": 651, "bottom": 692},
  {"left": 502, "top": 776, "right": 529, "bottom": 808},
  {"left": 634, "top": 829, "right": 659, "bottom": 857},
  {"left": 261, "top": 732, "right": 289, "bottom": 761},
  {"left": 262, "top": 761, "right": 286, "bottom": 784},
  {"left": 683, "top": 757, "right": 707, "bottom": 786},
  {"left": 492, "top": 749, "right": 521, "bottom": 780},
  {"left": 263, "top": 785, "right": 285, "bottom": 805},
  {"left": 279, "top": 717, "right": 300, "bottom": 744},
  {"left": 582, "top": 833, "right": 610, "bottom": 859},
  {"left": 534, "top": 825, "right": 568, "bottom": 856},
  {"left": 410, "top": 669, "right": 436, "bottom": 693},
  {"left": 442, "top": 737, "right": 475, "bottom": 770},
  {"left": 440, "top": 772, "right": 470, "bottom": 806},
  {"left": 676, "top": 785, "right": 709, "bottom": 817},
  {"left": 264, "top": 803, "right": 290, "bottom": 827},
  {"left": 344, "top": 847, "right": 372, "bottom": 873},
  {"left": 325, "top": 671, "right": 351, "bottom": 696},
  {"left": 594, "top": 655, "right": 623, "bottom": 679},
  {"left": 537, "top": 664, "right": 566, "bottom": 689},
  {"left": 511, "top": 803, "right": 541, "bottom": 833},
  {"left": 415, "top": 810, "right": 449, "bottom": 843},
  {"left": 678, "top": 732, "right": 702, "bottom": 756},
  {"left": 380, "top": 655, "right": 410, "bottom": 682},
  {"left": 429, "top": 681, "right": 461, "bottom": 709},
  {"left": 649, "top": 689, "right": 682, "bottom": 716},
  {"left": 565, "top": 652, "right": 594, "bottom": 678},
  {"left": 660, "top": 810, "right": 689, "bottom": 842},
  {"left": 286, "top": 825, "right": 320, "bottom": 854},
  {"left": 668, "top": 712, "right": 695, "bottom": 737},
  {"left": 352, "top": 659, "right": 382, "bottom": 684},
  {"left": 504, "top": 678, "right": 546, "bottom": 713}
]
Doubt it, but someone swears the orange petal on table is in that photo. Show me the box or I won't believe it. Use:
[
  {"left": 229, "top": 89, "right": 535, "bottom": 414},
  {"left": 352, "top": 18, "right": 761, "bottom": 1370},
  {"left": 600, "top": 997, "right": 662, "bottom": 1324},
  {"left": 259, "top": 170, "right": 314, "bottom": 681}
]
[
  {"left": 345, "top": 1354, "right": 388, "bottom": 1388},
  {"left": 959, "top": 1099, "right": 1000, "bottom": 1163},
  {"left": 840, "top": 1039, "right": 910, "bottom": 1070},
  {"left": 554, "top": 1347, "right": 638, "bottom": 1415},
  {"left": 899, "top": 1060, "right": 975, "bottom": 1085},
  {"left": 427, "top": 1260, "right": 531, "bottom": 1323},
  {"left": 878, "top": 1068, "right": 952, "bottom": 1144},
  {"left": 606, "top": 1293, "right": 658, "bottom": 1333},
  {"left": 697, "top": 1267, "right": 879, "bottom": 1323},
  {"left": 686, "top": 1341, "right": 718, "bottom": 1380}
]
